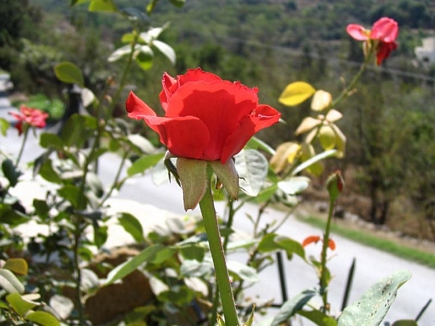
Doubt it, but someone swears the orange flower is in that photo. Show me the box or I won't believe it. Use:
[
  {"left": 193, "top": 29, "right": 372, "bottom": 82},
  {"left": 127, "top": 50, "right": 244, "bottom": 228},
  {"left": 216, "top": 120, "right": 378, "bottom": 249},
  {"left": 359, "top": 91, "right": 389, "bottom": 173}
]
[
  {"left": 302, "top": 235, "right": 321, "bottom": 247},
  {"left": 302, "top": 235, "right": 336, "bottom": 251}
]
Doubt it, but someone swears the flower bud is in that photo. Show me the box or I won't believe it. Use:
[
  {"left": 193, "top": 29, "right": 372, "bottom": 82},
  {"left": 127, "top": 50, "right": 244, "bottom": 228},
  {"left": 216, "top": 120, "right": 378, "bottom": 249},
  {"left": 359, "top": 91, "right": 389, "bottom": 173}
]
[{"left": 326, "top": 170, "right": 344, "bottom": 202}]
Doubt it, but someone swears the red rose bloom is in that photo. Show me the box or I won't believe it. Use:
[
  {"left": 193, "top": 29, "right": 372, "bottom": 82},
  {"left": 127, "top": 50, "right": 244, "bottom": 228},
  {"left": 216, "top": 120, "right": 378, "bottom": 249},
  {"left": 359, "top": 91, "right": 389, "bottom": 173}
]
[
  {"left": 9, "top": 105, "right": 49, "bottom": 135},
  {"left": 346, "top": 17, "right": 399, "bottom": 65},
  {"left": 126, "top": 68, "right": 281, "bottom": 163}
]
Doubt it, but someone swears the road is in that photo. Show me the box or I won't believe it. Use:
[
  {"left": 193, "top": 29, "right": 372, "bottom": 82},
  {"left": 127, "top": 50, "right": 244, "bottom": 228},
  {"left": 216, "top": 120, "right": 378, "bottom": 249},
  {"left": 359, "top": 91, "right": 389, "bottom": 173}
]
[{"left": 1, "top": 74, "right": 434, "bottom": 325}]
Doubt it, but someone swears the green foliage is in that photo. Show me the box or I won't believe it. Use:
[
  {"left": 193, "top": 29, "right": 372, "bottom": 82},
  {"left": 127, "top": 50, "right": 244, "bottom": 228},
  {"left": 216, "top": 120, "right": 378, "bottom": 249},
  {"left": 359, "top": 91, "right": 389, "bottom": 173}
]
[
  {"left": 338, "top": 270, "right": 411, "bottom": 326},
  {"left": 54, "top": 62, "right": 85, "bottom": 87},
  {"left": 271, "top": 290, "right": 317, "bottom": 326}
]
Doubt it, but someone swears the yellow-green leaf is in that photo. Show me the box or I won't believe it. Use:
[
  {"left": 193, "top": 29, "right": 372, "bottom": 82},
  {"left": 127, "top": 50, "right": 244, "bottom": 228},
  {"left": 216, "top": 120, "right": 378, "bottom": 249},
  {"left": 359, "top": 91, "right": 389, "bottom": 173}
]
[
  {"left": 318, "top": 125, "right": 337, "bottom": 150},
  {"left": 331, "top": 124, "right": 346, "bottom": 158},
  {"left": 6, "top": 293, "right": 40, "bottom": 316},
  {"left": 270, "top": 142, "right": 301, "bottom": 173},
  {"left": 311, "top": 90, "right": 332, "bottom": 111},
  {"left": 89, "top": 0, "right": 117, "bottom": 12},
  {"left": 26, "top": 311, "right": 60, "bottom": 326},
  {"left": 279, "top": 82, "right": 316, "bottom": 107},
  {"left": 301, "top": 143, "right": 323, "bottom": 176},
  {"left": 4, "top": 258, "right": 28, "bottom": 275}
]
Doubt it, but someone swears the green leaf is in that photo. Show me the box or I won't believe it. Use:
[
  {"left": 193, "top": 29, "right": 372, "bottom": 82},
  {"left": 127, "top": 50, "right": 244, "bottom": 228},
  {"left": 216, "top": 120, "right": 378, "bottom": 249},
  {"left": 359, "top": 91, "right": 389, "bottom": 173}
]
[
  {"left": 4, "top": 258, "right": 28, "bottom": 275},
  {"left": 0, "top": 118, "right": 9, "bottom": 136},
  {"left": 53, "top": 62, "right": 84, "bottom": 87},
  {"left": 150, "top": 247, "right": 176, "bottom": 265},
  {"left": 391, "top": 321, "right": 418, "bottom": 326},
  {"left": 169, "top": 0, "right": 185, "bottom": 8},
  {"left": 179, "top": 244, "right": 205, "bottom": 261},
  {"left": 275, "top": 235, "right": 306, "bottom": 260},
  {"left": 227, "top": 261, "right": 259, "bottom": 282},
  {"left": 298, "top": 310, "right": 337, "bottom": 326},
  {"left": 254, "top": 184, "right": 278, "bottom": 203},
  {"left": 0, "top": 269, "right": 25, "bottom": 294},
  {"left": 153, "top": 40, "right": 176, "bottom": 65},
  {"left": 127, "top": 153, "right": 165, "bottom": 177},
  {"left": 246, "top": 136, "right": 276, "bottom": 155},
  {"left": 119, "top": 213, "right": 145, "bottom": 243},
  {"left": 26, "top": 311, "right": 60, "bottom": 326},
  {"left": 279, "top": 81, "right": 316, "bottom": 106},
  {"left": 33, "top": 199, "right": 50, "bottom": 221},
  {"left": 61, "top": 114, "right": 96, "bottom": 148},
  {"left": 258, "top": 233, "right": 305, "bottom": 260},
  {"left": 271, "top": 290, "right": 317, "bottom": 326},
  {"left": 89, "top": 0, "right": 117, "bottom": 12},
  {"left": 2, "top": 159, "right": 21, "bottom": 187},
  {"left": 180, "top": 260, "right": 214, "bottom": 278},
  {"left": 108, "top": 44, "right": 134, "bottom": 62},
  {"left": 257, "top": 233, "right": 281, "bottom": 253},
  {"left": 93, "top": 225, "right": 108, "bottom": 248},
  {"left": 277, "top": 176, "right": 310, "bottom": 195},
  {"left": 158, "top": 286, "right": 194, "bottom": 305},
  {"left": 0, "top": 205, "right": 29, "bottom": 226},
  {"left": 104, "top": 244, "right": 170, "bottom": 286},
  {"left": 38, "top": 159, "right": 63, "bottom": 184},
  {"left": 121, "top": 33, "right": 135, "bottom": 43},
  {"left": 235, "top": 149, "right": 268, "bottom": 197},
  {"left": 58, "top": 185, "right": 85, "bottom": 209},
  {"left": 6, "top": 293, "right": 39, "bottom": 316},
  {"left": 136, "top": 49, "right": 154, "bottom": 71},
  {"left": 338, "top": 270, "right": 412, "bottom": 326},
  {"left": 0, "top": 300, "right": 9, "bottom": 309},
  {"left": 40, "top": 133, "right": 64, "bottom": 150},
  {"left": 127, "top": 134, "right": 155, "bottom": 153}
]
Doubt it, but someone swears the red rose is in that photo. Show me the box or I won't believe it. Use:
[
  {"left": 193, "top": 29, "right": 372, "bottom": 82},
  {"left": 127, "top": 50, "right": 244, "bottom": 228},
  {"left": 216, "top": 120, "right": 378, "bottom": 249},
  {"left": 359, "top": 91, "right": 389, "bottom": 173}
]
[
  {"left": 9, "top": 105, "right": 49, "bottom": 135},
  {"left": 126, "top": 68, "right": 280, "bottom": 163},
  {"left": 346, "top": 17, "right": 399, "bottom": 65}
]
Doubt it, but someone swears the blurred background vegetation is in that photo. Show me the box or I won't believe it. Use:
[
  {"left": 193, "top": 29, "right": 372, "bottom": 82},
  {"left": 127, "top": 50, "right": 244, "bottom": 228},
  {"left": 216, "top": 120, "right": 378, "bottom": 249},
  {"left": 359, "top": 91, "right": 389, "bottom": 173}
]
[{"left": 1, "top": 0, "right": 435, "bottom": 241}]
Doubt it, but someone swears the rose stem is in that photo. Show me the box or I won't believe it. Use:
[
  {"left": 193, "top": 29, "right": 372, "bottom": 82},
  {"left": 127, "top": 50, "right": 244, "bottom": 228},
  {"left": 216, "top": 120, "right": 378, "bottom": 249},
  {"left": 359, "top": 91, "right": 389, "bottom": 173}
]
[{"left": 199, "top": 178, "right": 240, "bottom": 326}]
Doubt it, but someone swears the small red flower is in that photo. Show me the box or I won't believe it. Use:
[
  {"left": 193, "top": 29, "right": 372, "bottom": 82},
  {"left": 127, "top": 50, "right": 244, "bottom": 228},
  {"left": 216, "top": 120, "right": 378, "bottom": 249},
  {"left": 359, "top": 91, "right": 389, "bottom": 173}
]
[
  {"left": 9, "top": 105, "right": 49, "bottom": 135},
  {"left": 126, "top": 68, "right": 281, "bottom": 164},
  {"left": 346, "top": 17, "right": 398, "bottom": 65}
]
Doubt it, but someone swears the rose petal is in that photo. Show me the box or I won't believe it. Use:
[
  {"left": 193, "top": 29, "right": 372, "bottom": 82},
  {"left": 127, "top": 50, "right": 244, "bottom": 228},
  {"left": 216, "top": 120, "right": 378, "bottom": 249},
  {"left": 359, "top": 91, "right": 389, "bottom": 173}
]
[
  {"left": 220, "top": 105, "right": 280, "bottom": 163},
  {"left": 251, "top": 104, "right": 281, "bottom": 132},
  {"left": 346, "top": 24, "right": 369, "bottom": 41},
  {"left": 371, "top": 17, "right": 398, "bottom": 43},
  {"left": 166, "top": 81, "right": 258, "bottom": 161},
  {"left": 159, "top": 72, "right": 177, "bottom": 111},
  {"left": 144, "top": 115, "right": 211, "bottom": 160},
  {"left": 126, "top": 91, "right": 157, "bottom": 119},
  {"left": 177, "top": 68, "right": 222, "bottom": 86},
  {"left": 376, "top": 41, "right": 397, "bottom": 65}
]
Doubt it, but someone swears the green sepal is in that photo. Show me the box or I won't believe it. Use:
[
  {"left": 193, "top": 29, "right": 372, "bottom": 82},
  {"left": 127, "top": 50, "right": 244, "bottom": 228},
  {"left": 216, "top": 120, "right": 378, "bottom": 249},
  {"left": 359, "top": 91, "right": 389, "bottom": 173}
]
[
  {"left": 209, "top": 159, "right": 239, "bottom": 200},
  {"left": 176, "top": 158, "right": 208, "bottom": 211}
]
